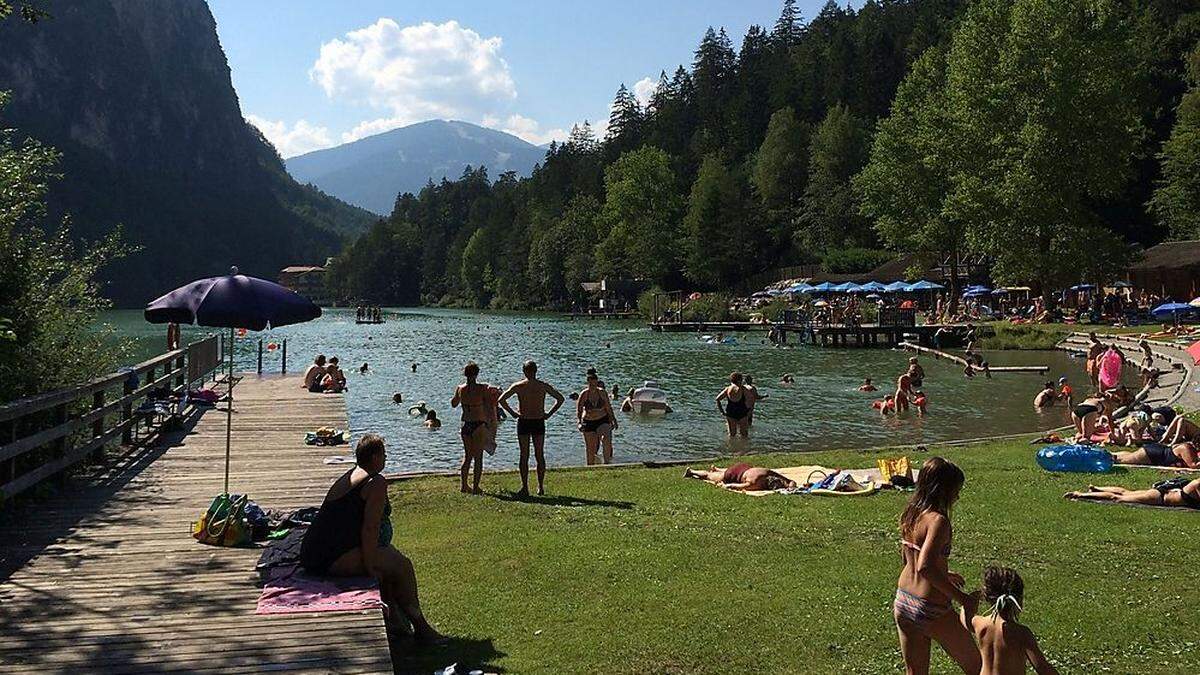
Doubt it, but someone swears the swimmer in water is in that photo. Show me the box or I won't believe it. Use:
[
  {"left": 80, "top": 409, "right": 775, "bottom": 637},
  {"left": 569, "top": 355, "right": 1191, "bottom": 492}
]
[
  {"left": 873, "top": 394, "right": 897, "bottom": 416},
  {"left": 360, "top": 362, "right": 369, "bottom": 375},
  {"left": 424, "top": 410, "right": 441, "bottom": 429},
  {"left": 912, "top": 391, "right": 928, "bottom": 416},
  {"left": 392, "top": 392, "right": 404, "bottom": 405},
  {"left": 716, "top": 372, "right": 751, "bottom": 438},
  {"left": 780, "top": 373, "right": 795, "bottom": 385},
  {"left": 1033, "top": 382, "right": 1056, "bottom": 408},
  {"left": 411, "top": 362, "right": 418, "bottom": 373},
  {"left": 859, "top": 378, "right": 878, "bottom": 392}
]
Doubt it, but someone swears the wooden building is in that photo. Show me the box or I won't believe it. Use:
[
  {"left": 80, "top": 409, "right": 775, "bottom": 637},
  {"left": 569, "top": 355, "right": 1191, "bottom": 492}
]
[
  {"left": 278, "top": 265, "right": 331, "bottom": 306},
  {"left": 1128, "top": 240, "right": 1200, "bottom": 301}
]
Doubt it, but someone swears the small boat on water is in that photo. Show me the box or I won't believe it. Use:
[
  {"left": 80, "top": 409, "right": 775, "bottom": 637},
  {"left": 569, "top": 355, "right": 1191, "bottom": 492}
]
[
  {"left": 628, "top": 381, "right": 671, "bottom": 415},
  {"left": 356, "top": 318, "right": 385, "bottom": 325},
  {"left": 700, "top": 334, "right": 737, "bottom": 345}
]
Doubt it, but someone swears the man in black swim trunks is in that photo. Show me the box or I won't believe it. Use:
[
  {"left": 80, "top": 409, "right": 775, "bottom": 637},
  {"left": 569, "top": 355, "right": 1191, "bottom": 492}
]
[{"left": 499, "top": 361, "right": 565, "bottom": 496}]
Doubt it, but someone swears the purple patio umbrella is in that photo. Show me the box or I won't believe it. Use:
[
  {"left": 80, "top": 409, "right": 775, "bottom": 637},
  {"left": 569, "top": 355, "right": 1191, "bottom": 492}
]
[{"left": 145, "top": 267, "right": 322, "bottom": 493}]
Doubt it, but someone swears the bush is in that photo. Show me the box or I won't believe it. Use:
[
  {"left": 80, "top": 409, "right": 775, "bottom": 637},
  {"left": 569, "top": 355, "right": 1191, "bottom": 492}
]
[
  {"left": 681, "top": 293, "right": 746, "bottom": 322},
  {"left": 821, "top": 248, "right": 896, "bottom": 274},
  {"left": 758, "top": 298, "right": 791, "bottom": 322}
]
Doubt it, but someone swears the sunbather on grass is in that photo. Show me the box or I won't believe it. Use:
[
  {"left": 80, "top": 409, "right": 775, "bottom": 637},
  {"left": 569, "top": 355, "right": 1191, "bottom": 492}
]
[
  {"left": 1161, "top": 415, "right": 1200, "bottom": 446},
  {"left": 683, "top": 463, "right": 797, "bottom": 491},
  {"left": 1065, "top": 477, "right": 1200, "bottom": 509}
]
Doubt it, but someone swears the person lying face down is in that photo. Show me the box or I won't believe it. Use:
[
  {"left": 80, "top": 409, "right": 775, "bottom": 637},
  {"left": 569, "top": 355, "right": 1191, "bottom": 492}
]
[{"left": 683, "top": 463, "right": 798, "bottom": 491}]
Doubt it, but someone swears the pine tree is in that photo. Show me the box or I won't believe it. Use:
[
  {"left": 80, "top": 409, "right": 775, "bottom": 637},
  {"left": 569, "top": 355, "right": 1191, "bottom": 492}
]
[
  {"left": 1150, "top": 44, "right": 1200, "bottom": 239},
  {"left": 772, "top": 0, "right": 804, "bottom": 47},
  {"left": 796, "top": 104, "right": 872, "bottom": 253}
]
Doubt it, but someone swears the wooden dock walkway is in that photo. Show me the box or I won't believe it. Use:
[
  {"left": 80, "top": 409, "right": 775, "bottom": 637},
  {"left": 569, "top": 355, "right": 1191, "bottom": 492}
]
[{"left": 0, "top": 375, "right": 393, "bottom": 673}]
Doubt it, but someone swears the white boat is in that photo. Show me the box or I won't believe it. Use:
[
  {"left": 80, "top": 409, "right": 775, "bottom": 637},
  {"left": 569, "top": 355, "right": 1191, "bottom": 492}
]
[{"left": 629, "top": 381, "right": 671, "bottom": 415}]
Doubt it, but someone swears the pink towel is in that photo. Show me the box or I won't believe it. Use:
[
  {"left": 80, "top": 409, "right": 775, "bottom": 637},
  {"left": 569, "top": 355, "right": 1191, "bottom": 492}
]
[{"left": 255, "top": 567, "right": 385, "bottom": 615}]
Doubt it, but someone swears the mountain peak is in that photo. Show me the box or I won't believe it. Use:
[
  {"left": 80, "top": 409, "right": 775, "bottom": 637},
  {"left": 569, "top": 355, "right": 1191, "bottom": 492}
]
[{"left": 286, "top": 120, "right": 545, "bottom": 214}]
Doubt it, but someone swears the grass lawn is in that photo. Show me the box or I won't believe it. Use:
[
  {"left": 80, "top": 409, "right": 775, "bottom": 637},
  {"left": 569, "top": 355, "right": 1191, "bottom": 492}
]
[
  {"left": 388, "top": 440, "right": 1199, "bottom": 674},
  {"left": 979, "top": 322, "right": 1159, "bottom": 350}
]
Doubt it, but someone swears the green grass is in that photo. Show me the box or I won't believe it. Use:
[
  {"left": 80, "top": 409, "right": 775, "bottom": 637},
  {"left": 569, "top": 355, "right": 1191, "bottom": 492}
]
[
  {"left": 978, "top": 322, "right": 1158, "bottom": 350},
  {"left": 387, "top": 441, "right": 1200, "bottom": 674}
]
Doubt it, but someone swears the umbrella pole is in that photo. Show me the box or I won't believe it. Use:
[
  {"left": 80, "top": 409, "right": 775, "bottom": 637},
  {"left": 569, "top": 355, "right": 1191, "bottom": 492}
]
[{"left": 225, "top": 326, "right": 233, "bottom": 495}]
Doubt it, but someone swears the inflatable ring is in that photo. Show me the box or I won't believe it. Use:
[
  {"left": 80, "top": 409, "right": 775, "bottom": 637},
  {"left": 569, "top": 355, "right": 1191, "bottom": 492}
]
[{"left": 408, "top": 402, "right": 429, "bottom": 417}]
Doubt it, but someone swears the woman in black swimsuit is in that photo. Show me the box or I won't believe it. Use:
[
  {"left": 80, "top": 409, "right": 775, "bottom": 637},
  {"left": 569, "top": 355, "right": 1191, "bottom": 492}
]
[
  {"left": 1066, "top": 477, "right": 1200, "bottom": 509},
  {"left": 716, "top": 372, "right": 750, "bottom": 438},
  {"left": 300, "top": 435, "right": 443, "bottom": 643},
  {"left": 576, "top": 368, "right": 614, "bottom": 465},
  {"left": 451, "top": 361, "right": 489, "bottom": 494},
  {"left": 1071, "top": 396, "right": 1107, "bottom": 443}
]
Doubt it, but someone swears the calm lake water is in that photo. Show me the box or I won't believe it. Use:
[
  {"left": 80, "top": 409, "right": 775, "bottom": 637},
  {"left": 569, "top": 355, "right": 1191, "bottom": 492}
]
[{"left": 101, "top": 308, "right": 1081, "bottom": 473}]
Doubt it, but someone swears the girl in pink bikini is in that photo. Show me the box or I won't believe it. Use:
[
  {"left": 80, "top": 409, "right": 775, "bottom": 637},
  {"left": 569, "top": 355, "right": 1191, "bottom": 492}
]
[{"left": 894, "top": 457, "right": 981, "bottom": 674}]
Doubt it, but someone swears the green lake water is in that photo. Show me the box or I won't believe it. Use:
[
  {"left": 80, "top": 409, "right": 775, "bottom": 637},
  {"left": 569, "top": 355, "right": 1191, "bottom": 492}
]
[{"left": 100, "top": 308, "right": 1084, "bottom": 473}]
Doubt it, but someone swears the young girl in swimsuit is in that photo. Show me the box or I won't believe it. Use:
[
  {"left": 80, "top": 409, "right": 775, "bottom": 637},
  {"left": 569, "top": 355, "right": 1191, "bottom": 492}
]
[
  {"left": 895, "top": 457, "right": 981, "bottom": 675},
  {"left": 1070, "top": 396, "right": 1107, "bottom": 443},
  {"left": 451, "top": 361, "right": 489, "bottom": 494},
  {"left": 716, "top": 372, "right": 750, "bottom": 438},
  {"left": 576, "top": 369, "right": 615, "bottom": 465},
  {"left": 960, "top": 566, "right": 1058, "bottom": 674}
]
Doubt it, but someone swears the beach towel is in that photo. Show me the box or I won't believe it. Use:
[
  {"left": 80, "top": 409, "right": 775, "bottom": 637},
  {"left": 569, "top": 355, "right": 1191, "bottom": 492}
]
[
  {"left": 255, "top": 566, "right": 385, "bottom": 615},
  {"left": 703, "top": 465, "right": 891, "bottom": 497},
  {"left": 1098, "top": 348, "right": 1123, "bottom": 389}
]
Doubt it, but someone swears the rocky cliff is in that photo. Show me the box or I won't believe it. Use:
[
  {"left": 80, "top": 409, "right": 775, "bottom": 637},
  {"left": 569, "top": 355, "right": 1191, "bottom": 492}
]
[{"left": 0, "top": 0, "right": 374, "bottom": 305}]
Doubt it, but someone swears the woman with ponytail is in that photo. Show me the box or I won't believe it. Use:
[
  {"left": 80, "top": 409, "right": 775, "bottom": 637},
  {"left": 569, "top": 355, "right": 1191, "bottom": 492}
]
[{"left": 894, "top": 457, "right": 981, "bottom": 674}]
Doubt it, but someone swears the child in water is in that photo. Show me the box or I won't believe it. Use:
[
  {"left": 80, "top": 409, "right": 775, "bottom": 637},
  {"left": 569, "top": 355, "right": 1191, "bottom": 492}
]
[
  {"left": 912, "top": 391, "right": 928, "bottom": 416},
  {"left": 424, "top": 410, "right": 441, "bottom": 429},
  {"left": 859, "top": 378, "right": 878, "bottom": 392},
  {"left": 873, "top": 394, "right": 896, "bottom": 415},
  {"left": 960, "top": 566, "right": 1058, "bottom": 674}
]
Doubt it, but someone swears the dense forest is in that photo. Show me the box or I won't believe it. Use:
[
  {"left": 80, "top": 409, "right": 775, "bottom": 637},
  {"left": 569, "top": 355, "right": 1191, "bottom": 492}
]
[{"left": 329, "top": 0, "right": 1200, "bottom": 309}]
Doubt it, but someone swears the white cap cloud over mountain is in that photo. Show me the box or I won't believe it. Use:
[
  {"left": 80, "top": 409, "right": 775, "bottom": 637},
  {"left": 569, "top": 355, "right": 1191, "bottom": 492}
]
[
  {"left": 481, "top": 114, "right": 568, "bottom": 146},
  {"left": 632, "top": 77, "right": 658, "bottom": 108},
  {"left": 246, "top": 115, "right": 334, "bottom": 158},
  {"left": 310, "top": 18, "right": 518, "bottom": 135}
]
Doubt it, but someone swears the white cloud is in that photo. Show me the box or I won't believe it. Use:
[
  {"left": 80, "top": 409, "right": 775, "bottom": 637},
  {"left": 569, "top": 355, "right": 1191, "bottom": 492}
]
[
  {"left": 341, "top": 117, "right": 410, "bottom": 144},
  {"left": 482, "top": 113, "right": 568, "bottom": 146},
  {"left": 632, "top": 77, "right": 658, "bottom": 108},
  {"left": 246, "top": 115, "right": 334, "bottom": 158},
  {"left": 311, "top": 18, "right": 517, "bottom": 129}
]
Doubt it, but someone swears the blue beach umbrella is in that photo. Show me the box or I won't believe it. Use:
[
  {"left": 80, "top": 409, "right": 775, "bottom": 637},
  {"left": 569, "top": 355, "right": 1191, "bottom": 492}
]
[
  {"left": 786, "top": 283, "right": 814, "bottom": 294},
  {"left": 905, "top": 280, "right": 945, "bottom": 291},
  {"left": 832, "top": 282, "right": 861, "bottom": 293},
  {"left": 765, "top": 288, "right": 787, "bottom": 297},
  {"left": 883, "top": 281, "right": 909, "bottom": 293},
  {"left": 1152, "top": 302, "right": 1196, "bottom": 318},
  {"left": 145, "top": 267, "right": 322, "bottom": 494},
  {"left": 859, "top": 281, "right": 888, "bottom": 293},
  {"left": 810, "top": 282, "right": 837, "bottom": 293},
  {"left": 963, "top": 289, "right": 991, "bottom": 298}
]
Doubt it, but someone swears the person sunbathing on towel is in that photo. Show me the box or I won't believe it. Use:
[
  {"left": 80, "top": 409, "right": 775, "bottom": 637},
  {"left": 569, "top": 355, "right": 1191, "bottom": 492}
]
[
  {"left": 1065, "top": 477, "right": 1200, "bottom": 510},
  {"left": 683, "top": 462, "right": 797, "bottom": 491},
  {"left": 1161, "top": 415, "right": 1200, "bottom": 446},
  {"left": 1110, "top": 440, "right": 1200, "bottom": 469}
]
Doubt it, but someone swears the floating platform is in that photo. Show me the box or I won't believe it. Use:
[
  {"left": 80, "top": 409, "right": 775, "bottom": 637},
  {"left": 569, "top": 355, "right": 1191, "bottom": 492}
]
[
  {"left": 776, "top": 323, "right": 951, "bottom": 348},
  {"left": 899, "top": 341, "right": 1048, "bottom": 373},
  {"left": 355, "top": 319, "right": 385, "bottom": 324},
  {"left": 650, "top": 321, "right": 771, "bottom": 332},
  {"left": 567, "top": 311, "right": 640, "bottom": 319}
]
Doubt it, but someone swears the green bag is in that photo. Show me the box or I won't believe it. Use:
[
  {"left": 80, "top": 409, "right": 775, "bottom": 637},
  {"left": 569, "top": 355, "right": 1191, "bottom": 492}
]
[{"left": 191, "top": 493, "right": 251, "bottom": 547}]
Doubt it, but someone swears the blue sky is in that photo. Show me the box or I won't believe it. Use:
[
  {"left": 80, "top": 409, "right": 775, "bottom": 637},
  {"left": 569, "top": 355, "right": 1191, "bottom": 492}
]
[{"left": 208, "top": 0, "right": 835, "bottom": 156}]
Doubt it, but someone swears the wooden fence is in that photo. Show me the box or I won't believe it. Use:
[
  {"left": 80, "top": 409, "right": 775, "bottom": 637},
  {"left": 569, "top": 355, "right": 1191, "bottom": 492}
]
[{"left": 0, "top": 335, "right": 224, "bottom": 502}]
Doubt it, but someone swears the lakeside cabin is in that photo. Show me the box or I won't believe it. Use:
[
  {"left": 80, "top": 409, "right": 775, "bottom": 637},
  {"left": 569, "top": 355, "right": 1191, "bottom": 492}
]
[
  {"left": 277, "top": 265, "right": 331, "bottom": 306},
  {"left": 1127, "top": 240, "right": 1200, "bottom": 301}
]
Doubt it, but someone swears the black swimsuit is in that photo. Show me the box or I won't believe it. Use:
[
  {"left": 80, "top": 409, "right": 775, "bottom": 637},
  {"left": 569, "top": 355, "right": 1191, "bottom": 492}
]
[
  {"left": 725, "top": 388, "right": 749, "bottom": 420},
  {"left": 580, "top": 390, "right": 607, "bottom": 432},
  {"left": 300, "top": 472, "right": 371, "bottom": 574}
]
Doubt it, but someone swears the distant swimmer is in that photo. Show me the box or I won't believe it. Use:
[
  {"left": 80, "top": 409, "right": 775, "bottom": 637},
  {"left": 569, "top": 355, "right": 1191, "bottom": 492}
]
[
  {"left": 499, "top": 360, "right": 565, "bottom": 496},
  {"left": 912, "top": 391, "right": 928, "bottom": 416},
  {"left": 411, "top": 362, "right": 418, "bottom": 373},
  {"left": 424, "top": 410, "right": 441, "bottom": 430},
  {"left": 780, "top": 373, "right": 795, "bottom": 385},
  {"left": 873, "top": 394, "right": 897, "bottom": 416},
  {"left": 360, "top": 362, "right": 369, "bottom": 375},
  {"left": 1034, "top": 382, "right": 1057, "bottom": 408},
  {"left": 392, "top": 392, "right": 404, "bottom": 405},
  {"left": 906, "top": 357, "right": 925, "bottom": 388},
  {"left": 859, "top": 378, "right": 878, "bottom": 392}
]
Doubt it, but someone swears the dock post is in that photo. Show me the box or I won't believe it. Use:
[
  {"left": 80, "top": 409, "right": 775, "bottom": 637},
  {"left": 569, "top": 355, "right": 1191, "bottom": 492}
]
[
  {"left": 281, "top": 339, "right": 288, "bottom": 374},
  {"left": 91, "top": 390, "right": 105, "bottom": 462},
  {"left": 257, "top": 340, "right": 263, "bottom": 375}
]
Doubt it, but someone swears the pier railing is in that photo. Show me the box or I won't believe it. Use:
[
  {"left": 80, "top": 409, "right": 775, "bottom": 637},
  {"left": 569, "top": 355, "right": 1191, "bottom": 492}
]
[{"left": 0, "top": 335, "right": 224, "bottom": 502}]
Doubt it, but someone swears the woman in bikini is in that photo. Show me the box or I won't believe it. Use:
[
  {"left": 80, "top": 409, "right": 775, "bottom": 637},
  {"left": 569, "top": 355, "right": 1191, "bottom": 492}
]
[
  {"left": 576, "top": 368, "right": 615, "bottom": 465},
  {"left": 715, "top": 372, "right": 751, "bottom": 438},
  {"left": 683, "top": 463, "right": 797, "bottom": 491},
  {"left": 451, "top": 361, "right": 489, "bottom": 494},
  {"left": 1065, "top": 477, "right": 1200, "bottom": 510},
  {"left": 1070, "top": 395, "right": 1107, "bottom": 443},
  {"left": 895, "top": 457, "right": 981, "bottom": 675}
]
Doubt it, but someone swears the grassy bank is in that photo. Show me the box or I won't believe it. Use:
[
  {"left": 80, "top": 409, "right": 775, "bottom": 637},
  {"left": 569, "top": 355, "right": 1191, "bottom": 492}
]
[
  {"left": 388, "top": 440, "right": 1199, "bottom": 674},
  {"left": 978, "top": 322, "right": 1157, "bottom": 350}
]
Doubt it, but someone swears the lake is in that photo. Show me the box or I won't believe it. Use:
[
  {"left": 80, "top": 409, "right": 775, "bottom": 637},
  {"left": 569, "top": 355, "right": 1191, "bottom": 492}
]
[{"left": 101, "top": 308, "right": 1080, "bottom": 473}]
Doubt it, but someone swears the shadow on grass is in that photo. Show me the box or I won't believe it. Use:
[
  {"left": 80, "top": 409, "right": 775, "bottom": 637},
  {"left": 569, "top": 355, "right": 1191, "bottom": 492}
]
[
  {"left": 490, "top": 490, "right": 634, "bottom": 510},
  {"left": 391, "top": 634, "right": 507, "bottom": 673}
]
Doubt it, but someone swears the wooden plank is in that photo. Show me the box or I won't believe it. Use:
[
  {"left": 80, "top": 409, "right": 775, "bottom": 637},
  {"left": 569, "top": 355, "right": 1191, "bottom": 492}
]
[{"left": 0, "top": 374, "right": 392, "bottom": 673}]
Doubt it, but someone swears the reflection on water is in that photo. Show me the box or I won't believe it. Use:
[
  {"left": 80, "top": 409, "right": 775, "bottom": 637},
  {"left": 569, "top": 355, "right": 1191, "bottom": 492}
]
[{"left": 101, "top": 308, "right": 1083, "bottom": 473}]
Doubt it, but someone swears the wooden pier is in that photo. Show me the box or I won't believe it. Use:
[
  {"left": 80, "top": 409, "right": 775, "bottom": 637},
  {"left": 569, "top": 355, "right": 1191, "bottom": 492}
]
[
  {"left": 777, "top": 323, "right": 952, "bottom": 348},
  {"left": 650, "top": 321, "right": 771, "bottom": 332},
  {"left": 0, "top": 375, "right": 393, "bottom": 673},
  {"left": 899, "top": 341, "right": 1049, "bottom": 373}
]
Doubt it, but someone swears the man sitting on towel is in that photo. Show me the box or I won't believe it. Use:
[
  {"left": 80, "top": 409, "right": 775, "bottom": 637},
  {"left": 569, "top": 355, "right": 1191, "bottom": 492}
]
[{"left": 684, "top": 463, "right": 797, "bottom": 491}]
